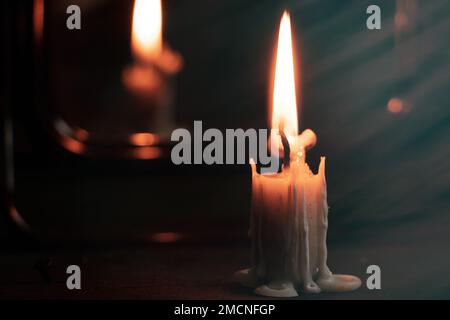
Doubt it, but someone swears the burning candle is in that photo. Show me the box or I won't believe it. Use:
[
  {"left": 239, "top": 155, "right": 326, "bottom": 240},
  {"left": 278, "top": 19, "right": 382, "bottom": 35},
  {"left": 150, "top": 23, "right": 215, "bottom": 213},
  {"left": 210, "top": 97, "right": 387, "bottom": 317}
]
[
  {"left": 122, "top": 0, "right": 182, "bottom": 139},
  {"left": 235, "top": 11, "right": 361, "bottom": 298}
]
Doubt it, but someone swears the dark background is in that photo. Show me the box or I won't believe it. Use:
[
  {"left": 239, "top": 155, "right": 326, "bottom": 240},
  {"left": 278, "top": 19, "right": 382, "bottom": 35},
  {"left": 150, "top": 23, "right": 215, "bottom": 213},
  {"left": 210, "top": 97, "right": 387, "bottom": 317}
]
[{"left": 1, "top": 0, "right": 450, "bottom": 299}]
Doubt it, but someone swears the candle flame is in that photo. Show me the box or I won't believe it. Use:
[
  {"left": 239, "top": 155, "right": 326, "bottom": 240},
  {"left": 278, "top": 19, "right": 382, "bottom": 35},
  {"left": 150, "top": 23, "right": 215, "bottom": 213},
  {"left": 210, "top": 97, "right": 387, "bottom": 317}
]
[
  {"left": 132, "top": 0, "right": 163, "bottom": 63},
  {"left": 271, "top": 11, "right": 298, "bottom": 138}
]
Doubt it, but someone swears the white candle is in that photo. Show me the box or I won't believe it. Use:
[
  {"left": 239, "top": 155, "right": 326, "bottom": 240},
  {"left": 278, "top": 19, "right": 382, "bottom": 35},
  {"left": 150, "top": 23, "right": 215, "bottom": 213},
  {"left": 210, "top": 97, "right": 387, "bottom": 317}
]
[{"left": 235, "top": 11, "right": 361, "bottom": 298}]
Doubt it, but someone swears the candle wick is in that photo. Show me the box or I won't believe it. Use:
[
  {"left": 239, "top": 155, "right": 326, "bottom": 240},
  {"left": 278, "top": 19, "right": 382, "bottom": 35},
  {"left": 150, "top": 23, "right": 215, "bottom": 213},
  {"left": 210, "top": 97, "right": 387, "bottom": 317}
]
[{"left": 278, "top": 122, "right": 291, "bottom": 169}]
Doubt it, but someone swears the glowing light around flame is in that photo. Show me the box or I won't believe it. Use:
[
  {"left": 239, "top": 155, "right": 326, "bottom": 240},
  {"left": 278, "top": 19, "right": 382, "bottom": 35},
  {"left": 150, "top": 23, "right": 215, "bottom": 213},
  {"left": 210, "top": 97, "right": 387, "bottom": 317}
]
[
  {"left": 132, "top": 0, "right": 163, "bottom": 63},
  {"left": 272, "top": 11, "right": 298, "bottom": 139}
]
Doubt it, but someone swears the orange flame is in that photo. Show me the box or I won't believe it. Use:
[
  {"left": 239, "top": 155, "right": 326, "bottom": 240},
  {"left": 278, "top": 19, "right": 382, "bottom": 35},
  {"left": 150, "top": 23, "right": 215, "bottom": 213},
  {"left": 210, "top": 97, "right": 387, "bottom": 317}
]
[
  {"left": 132, "top": 0, "right": 163, "bottom": 64},
  {"left": 271, "top": 11, "right": 298, "bottom": 139}
]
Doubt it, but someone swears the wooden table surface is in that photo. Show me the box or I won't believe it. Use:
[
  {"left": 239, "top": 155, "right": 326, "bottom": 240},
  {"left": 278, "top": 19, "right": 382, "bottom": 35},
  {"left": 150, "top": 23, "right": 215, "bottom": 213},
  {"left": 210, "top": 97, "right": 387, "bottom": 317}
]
[{"left": 2, "top": 232, "right": 449, "bottom": 300}]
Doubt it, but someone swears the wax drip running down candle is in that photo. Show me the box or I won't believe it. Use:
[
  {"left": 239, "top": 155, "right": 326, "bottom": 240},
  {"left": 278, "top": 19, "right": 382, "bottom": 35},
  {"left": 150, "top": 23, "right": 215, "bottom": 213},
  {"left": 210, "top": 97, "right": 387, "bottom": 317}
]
[{"left": 234, "top": 11, "right": 361, "bottom": 298}]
